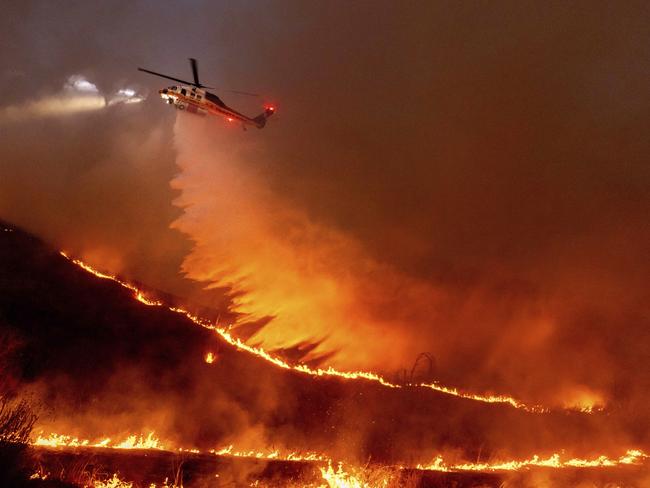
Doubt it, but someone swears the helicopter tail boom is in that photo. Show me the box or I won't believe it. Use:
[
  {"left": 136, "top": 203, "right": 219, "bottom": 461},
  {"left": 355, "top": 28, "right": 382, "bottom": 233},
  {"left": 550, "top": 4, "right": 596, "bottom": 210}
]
[{"left": 252, "top": 107, "right": 275, "bottom": 129}]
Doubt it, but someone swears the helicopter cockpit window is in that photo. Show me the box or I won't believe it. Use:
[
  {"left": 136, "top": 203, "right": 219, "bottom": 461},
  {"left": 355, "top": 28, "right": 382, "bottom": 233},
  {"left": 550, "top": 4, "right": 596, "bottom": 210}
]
[{"left": 181, "top": 88, "right": 187, "bottom": 96}]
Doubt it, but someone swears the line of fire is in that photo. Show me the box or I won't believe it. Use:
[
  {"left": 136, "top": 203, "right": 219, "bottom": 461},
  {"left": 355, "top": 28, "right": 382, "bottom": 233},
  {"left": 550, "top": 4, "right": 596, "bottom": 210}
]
[{"left": 1, "top": 222, "right": 648, "bottom": 486}]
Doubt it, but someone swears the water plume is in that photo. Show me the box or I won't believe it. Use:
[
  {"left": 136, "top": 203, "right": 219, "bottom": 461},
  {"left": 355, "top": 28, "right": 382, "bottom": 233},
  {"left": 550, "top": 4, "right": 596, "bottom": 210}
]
[{"left": 171, "top": 113, "right": 443, "bottom": 372}]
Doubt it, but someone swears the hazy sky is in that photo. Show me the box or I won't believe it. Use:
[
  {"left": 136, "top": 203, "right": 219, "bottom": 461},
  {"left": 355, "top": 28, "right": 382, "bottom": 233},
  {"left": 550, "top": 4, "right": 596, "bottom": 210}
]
[{"left": 1, "top": 1, "right": 649, "bottom": 410}]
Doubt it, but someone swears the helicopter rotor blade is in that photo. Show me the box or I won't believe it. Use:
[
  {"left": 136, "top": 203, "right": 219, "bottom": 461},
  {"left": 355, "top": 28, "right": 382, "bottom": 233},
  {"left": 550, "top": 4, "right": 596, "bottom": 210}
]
[
  {"left": 227, "top": 90, "right": 260, "bottom": 97},
  {"left": 189, "top": 58, "right": 201, "bottom": 87},
  {"left": 138, "top": 67, "right": 196, "bottom": 87}
]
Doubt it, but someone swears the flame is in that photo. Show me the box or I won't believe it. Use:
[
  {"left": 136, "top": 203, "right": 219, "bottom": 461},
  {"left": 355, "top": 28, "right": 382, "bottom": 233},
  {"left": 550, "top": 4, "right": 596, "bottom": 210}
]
[
  {"left": 320, "top": 463, "right": 393, "bottom": 488},
  {"left": 93, "top": 474, "right": 133, "bottom": 488},
  {"left": 204, "top": 351, "right": 216, "bottom": 363},
  {"left": 210, "top": 444, "right": 329, "bottom": 463},
  {"left": 417, "top": 449, "right": 648, "bottom": 472},
  {"left": 34, "top": 432, "right": 165, "bottom": 451},
  {"left": 59, "top": 251, "right": 592, "bottom": 414},
  {"left": 33, "top": 431, "right": 648, "bottom": 475},
  {"left": 94, "top": 473, "right": 182, "bottom": 488},
  {"left": 33, "top": 433, "right": 90, "bottom": 448},
  {"left": 34, "top": 431, "right": 329, "bottom": 463},
  {"left": 114, "top": 432, "right": 162, "bottom": 450},
  {"left": 559, "top": 386, "right": 606, "bottom": 413}
]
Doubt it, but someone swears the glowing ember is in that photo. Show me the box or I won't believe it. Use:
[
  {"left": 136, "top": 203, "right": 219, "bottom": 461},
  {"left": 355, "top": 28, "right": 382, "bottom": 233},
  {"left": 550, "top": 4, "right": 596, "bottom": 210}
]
[
  {"left": 204, "top": 351, "right": 215, "bottom": 363},
  {"left": 59, "top": 252, "right": 566, "bottom": 414}
]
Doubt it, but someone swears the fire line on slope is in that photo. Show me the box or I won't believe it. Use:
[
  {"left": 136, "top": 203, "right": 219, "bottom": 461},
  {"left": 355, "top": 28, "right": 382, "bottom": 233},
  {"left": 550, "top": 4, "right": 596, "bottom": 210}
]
[
  {"left": 59, "top": 251, "right": 600, "bottom": 414},
  {"left": 33, "top": 431, "right": 648, "bottom": 474}
]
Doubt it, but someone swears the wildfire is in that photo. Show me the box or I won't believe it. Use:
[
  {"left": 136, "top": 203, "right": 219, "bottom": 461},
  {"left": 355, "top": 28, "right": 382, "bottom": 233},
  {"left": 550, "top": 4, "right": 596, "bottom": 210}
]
[
  {"left": 320, "top": 463, "right": 393, "bottom": 488},
  {"left": 114, "top": 432, "right": 163, "bottom": 450},
  {"left": 210, "top": 444, "right": 329, "bottom": 463},
  {"left": 33, "top": 431, "right": 648, "bottom": 475},
  {"left": 58, "top": 252, "right": 563, "bottom": 414},
  {"left": 33, "top": 432, "right": 328, "bottom": 463},
  {"left": 93, "top": 474, "right": 133, "bottom": 488},
  {"left": 417, "top": 449, "right": 649, "bottom": 472},
  {"left": 34, "top": 432, "right": 166, "bottom": 451}
]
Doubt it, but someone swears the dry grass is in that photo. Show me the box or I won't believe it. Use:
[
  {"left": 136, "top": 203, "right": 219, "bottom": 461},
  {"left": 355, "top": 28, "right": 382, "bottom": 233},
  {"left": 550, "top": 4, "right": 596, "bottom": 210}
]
[
  {"left": 0, "top": 396, "right": 36, "bottom": 444},
  {"left": 0, "top": 396, "right": 39, "bottom": 486}
]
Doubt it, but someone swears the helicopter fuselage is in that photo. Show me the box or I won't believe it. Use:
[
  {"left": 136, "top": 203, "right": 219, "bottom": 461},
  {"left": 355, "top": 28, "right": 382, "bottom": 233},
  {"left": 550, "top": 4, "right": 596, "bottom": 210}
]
[
  {"left": 139, "top": 58, "right": 274, "bottom": 129},
  {"left": 159, "top": 85, "right": 270, "bottom": 128}
]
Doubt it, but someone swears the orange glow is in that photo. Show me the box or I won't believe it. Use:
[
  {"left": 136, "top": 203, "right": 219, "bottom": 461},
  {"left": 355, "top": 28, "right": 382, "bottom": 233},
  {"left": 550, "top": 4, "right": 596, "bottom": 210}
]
[{"left": 204, "top": 351, "right": 216, "bottom": 363}]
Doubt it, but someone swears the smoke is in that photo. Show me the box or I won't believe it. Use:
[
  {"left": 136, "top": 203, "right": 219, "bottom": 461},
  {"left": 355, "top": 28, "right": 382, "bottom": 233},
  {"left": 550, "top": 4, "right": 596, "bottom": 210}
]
[{"left": 0, "top": 74, "right": 144, "bottom": 123}]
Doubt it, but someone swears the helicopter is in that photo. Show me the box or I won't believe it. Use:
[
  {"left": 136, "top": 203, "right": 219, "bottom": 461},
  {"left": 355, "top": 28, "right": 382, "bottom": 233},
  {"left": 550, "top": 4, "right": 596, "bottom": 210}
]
[{"left": 138, "top": 58, "right": 275, "bottom": 129}]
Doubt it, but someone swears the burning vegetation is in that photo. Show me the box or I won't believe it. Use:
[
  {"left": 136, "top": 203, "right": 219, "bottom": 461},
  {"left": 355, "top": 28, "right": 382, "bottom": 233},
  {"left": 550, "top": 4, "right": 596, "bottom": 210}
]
[{"left": 0, "top": 222, "right": 649, "bottom": 486}]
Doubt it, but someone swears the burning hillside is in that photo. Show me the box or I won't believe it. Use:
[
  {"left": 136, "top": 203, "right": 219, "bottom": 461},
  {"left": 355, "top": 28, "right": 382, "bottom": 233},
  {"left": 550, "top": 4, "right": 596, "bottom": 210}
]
[
  {"left": 2, "top": 2, "right": 649, "bottom": 486},
  {"left": 1, "top": 221, "right": 649, "bottom": 486}
]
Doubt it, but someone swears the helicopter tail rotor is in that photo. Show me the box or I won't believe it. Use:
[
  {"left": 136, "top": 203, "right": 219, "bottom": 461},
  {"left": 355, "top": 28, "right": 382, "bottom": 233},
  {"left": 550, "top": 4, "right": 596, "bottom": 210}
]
[{"left": 252, "top": 105, "right": 276, "bottom": 129}]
